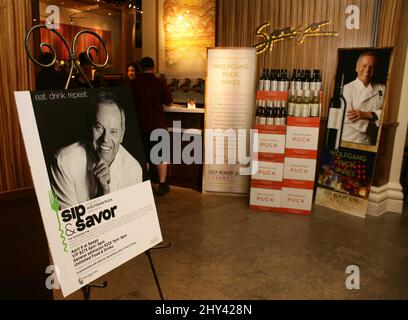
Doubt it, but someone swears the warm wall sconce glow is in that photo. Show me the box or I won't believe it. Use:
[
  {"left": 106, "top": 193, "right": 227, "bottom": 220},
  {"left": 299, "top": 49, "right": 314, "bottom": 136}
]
[{"left": 165, "top": 13, "right": 193, "bottom": 36}]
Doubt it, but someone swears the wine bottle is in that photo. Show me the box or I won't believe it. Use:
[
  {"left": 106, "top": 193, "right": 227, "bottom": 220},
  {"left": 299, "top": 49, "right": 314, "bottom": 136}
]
[
  {"left": 276, "top": 69, "right": 282, "bottom": 91},
  {"left": 303, "top": 70, "right": 311, "bottom": 90},
  {"left": 270, "top": 69, "right": 278, "bottom": 92},
  {"left": 281, "top": 101, "right": 287, "bottom": 125},
  {"left": 310, "top": 69, "right": 318, "bottom": 91},
  {"left": 288, "top": 88, "right": 296, "bottom": 116},
  {"left": 301, "top": 89, "right": 311, "bottom": 117},
  {"left": 294, "top": 88, "right": 303, "bottom": 117},
  {"left": 255, "top": 101, "right": 261, "bottom": 124},
  {"left": 284, "top": 70, "right": 290, "bottom": 91},
  {"left": 316, "top": 70, "right": 322, "bottom": 91},
  {"left": 276, "top": 70, "right": 282, "bottom": 91},
  {"left": 326, "top": 95, "right": 346, "bottom": 149},
  {"left": 300, "top": 69, "right": 306, "bottom": 91},
  {"left": 310, "top": 90, "right": 320, "bottom": 117},
  {"left": 326, "top": 74, "right": 346, "bottom": 150},
  {"left": 266, "top": 101, "right": 274, "bottom": 126},
  {"left": 275, "top": 101, "right": 282, "bottom": 125},
  {"left": 279, "top": 69, "right": 288, "bottom": 92},
  {"left": 259, "top": 69, "right": 267, "bottom": 91},
  {"left": 259, "top": 102, "right": 267, "bottom": 125},
  {"left": 295, "top": 69, "right": 302, "bottom": 91},
  {"left": 290, "top": 69, "right": 296, "bottom": 90},
  {"left": 264, "top": 69, "right": 271, "bottom": 91}
]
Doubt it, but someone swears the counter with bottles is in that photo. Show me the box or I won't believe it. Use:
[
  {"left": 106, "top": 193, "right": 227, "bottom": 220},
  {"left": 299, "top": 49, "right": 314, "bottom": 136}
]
[
  {"left": 166, "top": 78, "right": 205, "bottom": 105},
  {"left": 164, "top": 104, "right": 205, "bottom": 114}
]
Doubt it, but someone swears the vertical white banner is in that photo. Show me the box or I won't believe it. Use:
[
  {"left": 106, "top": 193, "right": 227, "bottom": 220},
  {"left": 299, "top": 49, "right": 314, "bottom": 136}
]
[{"left": 203, "top": 48, "right": 257, "bottom": 194}]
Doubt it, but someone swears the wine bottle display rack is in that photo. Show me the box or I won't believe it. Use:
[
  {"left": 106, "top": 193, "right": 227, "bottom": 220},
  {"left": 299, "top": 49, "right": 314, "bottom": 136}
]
[
  {"left": 250, "top": 68, "right": 322, "bottom": 215},
  {"left": 256, "top": 69, "right": 322, "bottom": 127}
]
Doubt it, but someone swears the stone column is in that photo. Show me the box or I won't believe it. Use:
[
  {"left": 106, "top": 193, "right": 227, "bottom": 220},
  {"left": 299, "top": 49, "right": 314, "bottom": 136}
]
[{"left": 368, "top": 47, "right": 408, "bottom": 215}]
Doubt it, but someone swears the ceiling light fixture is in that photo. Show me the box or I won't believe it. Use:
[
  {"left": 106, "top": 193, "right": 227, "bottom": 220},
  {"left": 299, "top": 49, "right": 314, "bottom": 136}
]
[{"left": 90, "top": 0, "right": 143, "bottom": 14}]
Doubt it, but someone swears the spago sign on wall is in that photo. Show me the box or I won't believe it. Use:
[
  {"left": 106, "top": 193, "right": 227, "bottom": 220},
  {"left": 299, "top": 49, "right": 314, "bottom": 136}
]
[
  {"left": 254, "top": 4, "right": 361, "bottom": 55},
  {"left": 254, "top": 20, "right": 338, "bottom": 55}
]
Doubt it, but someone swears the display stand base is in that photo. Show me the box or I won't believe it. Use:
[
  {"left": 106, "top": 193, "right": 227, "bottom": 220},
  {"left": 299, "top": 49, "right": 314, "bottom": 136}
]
[
  {"left": 146, "top": 241, "right": 171, "bottom": 300},
  {"left": 80, "top": 241, "right": 171, "bottom": 300},
  {"left": 81, "top": 281, "right": 108, "bottom": 300}
]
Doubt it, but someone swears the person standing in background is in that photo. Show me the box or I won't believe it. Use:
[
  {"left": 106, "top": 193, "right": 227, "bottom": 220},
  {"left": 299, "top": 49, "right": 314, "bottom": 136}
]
[
  {"left": 132, "top": 57, "right": 173, "bottom": 196},
  {"left": 127, "top": 63, "right": 137, "bottom": 80},
  {"left": 126, "top": 62, "right": 142, "bottom": 81},
  {"left": 123, "top": 62, "right": 142, "bottom": 87}
]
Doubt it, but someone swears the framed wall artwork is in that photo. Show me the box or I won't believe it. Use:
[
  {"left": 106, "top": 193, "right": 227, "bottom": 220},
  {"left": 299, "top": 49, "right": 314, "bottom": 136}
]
[{"left": 158, "top": 0, "right": 216, "bottom": 78}]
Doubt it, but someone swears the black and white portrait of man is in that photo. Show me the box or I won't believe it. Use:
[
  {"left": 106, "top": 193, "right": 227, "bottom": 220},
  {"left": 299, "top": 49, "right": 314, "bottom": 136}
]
[{"left": 31, "top": 87, "right": 147, "bottom": 210}]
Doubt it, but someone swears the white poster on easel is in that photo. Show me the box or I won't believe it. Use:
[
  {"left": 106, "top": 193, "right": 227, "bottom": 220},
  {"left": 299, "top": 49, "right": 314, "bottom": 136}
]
[
  {"left": 203, "top": 48, "right": 257, "bottom": 194},
  {"left": 14, "top": 87, "right": 162, "bottom": 297}
]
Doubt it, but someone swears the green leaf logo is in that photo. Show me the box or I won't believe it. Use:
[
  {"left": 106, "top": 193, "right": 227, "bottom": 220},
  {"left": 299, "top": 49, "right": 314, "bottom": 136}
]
[{"left": 49, "top": 190, "right": 68, "bottom": 252}]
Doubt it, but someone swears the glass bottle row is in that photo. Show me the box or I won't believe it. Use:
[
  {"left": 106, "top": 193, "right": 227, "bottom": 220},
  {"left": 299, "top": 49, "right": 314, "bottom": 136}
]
[
  {"left": 287, "top": 88, "right": 321, "bottom": 117},
  {"left": 255, "top": 100, "right": 287, "bottom": 126},
  {"left": 258, "top": 68, "right": 322, "bottom": 92}
]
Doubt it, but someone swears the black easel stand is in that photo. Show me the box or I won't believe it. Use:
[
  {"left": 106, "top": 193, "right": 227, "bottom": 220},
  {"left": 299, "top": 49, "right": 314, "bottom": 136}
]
[
  {"left": 25, "top": 24, "right": 170, "bottom": 301},
  {"left": 145, "top": 241, "right": 171, "bottom": 300},
  {"left": 80, "top": 242, "right": 170, "bottom": 300},
  {"left": 25, "top": 25, "right": 112, "bottom": 301},
  {"left": 81, "top": 281, "right": 108, "bottom": 300}
]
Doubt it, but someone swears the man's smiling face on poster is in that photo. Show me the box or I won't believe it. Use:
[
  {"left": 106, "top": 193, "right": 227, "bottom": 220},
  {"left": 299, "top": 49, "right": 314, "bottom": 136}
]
[{"left": 91, "top": 102, "right": 125, "bottom": 165}]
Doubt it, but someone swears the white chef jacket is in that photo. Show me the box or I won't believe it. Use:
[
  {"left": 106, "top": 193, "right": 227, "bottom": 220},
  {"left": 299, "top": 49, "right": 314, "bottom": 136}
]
[
  {"left": 341, "top": 78, "right": 385, "bottom": 145},
  {"left": 51, "top": 141, "right": 143, "bottom": 209}
]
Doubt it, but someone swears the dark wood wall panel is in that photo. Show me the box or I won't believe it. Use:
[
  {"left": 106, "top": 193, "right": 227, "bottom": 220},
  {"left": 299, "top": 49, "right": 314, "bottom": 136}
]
[
  {"left": 371, "top": 0, "right": 408, "bottom": 186},
  {"left": 376, "top": 0, "right": 408, "bottom": 123},
  {"left": 217, "top": 0, "right": 376, "bottom": 118}
]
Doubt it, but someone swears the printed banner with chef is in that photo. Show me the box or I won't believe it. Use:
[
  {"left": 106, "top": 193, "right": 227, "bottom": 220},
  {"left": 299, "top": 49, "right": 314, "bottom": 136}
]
[{"left": 316, "top": 47, "right": 393, "bottom": 218}]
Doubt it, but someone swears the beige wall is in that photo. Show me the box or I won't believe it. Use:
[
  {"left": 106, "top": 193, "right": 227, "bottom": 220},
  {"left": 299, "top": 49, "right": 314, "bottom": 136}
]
[
  {"left": 121, "top": 9, "right": 138, "bottom": 73},
  {"left": 142, "top": 0, "right": 158, "bottom": 63}
]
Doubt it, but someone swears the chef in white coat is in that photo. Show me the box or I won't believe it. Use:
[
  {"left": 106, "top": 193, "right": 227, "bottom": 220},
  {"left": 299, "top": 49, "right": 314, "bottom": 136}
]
[{"left": 341, "top": 52, "right": 385, "bottom": 145}]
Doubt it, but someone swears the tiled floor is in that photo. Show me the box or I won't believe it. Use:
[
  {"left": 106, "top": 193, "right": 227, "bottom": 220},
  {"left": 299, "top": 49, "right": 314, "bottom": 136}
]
[{"left": 55, "top": 186, "right": 408, "bottom": 300}]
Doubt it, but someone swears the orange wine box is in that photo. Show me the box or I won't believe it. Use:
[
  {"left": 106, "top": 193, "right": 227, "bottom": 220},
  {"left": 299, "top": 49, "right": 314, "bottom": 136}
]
[
  {"left": 285, "top": 117, "right": 320, "bottom": 151},
  {"left": 250, "top": 187, "right": 282, "bottom": 210},
  {"left": 252, "top": 161, "right": 284, "bottom": 182},
  {"left": 280, "top": 187, "right": 314, "bottom": 215},
  {"left": 250, "top": 124, "right": 286, "bottom": 210}
]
